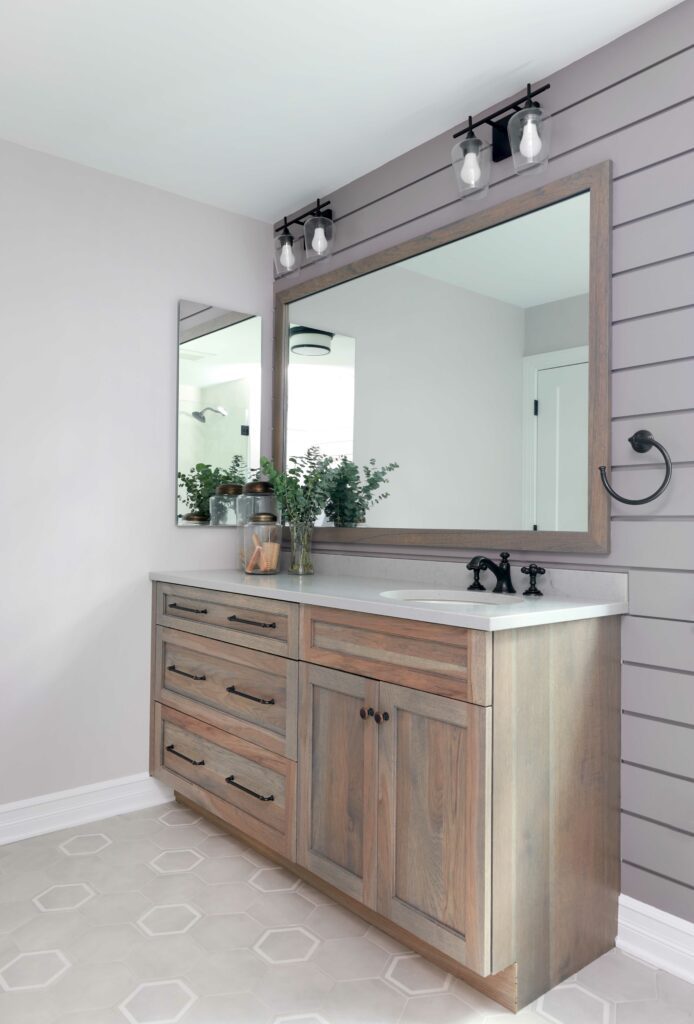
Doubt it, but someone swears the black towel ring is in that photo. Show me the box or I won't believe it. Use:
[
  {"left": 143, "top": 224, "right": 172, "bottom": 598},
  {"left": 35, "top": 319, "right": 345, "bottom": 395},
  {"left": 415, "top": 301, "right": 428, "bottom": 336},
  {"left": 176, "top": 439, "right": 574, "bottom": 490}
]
[{"left": 599, "top": 430, "right": 672, "bottom": 506}]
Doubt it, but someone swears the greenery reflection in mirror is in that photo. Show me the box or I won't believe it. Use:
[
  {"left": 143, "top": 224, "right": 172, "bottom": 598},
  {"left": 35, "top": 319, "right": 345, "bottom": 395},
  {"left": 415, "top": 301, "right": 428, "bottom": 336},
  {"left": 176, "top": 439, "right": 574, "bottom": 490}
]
[
  {"left": 286, "top": 192, "right": 590, "bottom": 533},
  {"left": 177, "top": 301, "right": 261, "bottom": 525}
]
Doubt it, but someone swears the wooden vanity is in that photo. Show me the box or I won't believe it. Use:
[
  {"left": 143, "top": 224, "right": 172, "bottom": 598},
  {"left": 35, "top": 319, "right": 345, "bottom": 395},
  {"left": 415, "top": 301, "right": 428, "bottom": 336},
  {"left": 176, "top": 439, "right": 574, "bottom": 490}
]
[{"left": 150, "top": 577, "right": 621, "bottom": 1012}]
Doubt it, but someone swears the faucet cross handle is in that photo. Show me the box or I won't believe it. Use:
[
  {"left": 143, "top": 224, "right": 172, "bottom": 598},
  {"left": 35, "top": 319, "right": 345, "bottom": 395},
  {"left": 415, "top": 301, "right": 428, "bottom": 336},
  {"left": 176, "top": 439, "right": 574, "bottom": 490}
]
[{"left": 521, "top": 563, "right": 546, "bottom": 597}]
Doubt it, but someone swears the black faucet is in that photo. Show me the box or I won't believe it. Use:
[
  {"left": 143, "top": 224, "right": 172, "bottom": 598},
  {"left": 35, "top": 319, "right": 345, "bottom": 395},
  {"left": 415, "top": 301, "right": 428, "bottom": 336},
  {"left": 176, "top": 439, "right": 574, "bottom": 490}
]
[{"left": 466, "top": 552, "right": 516, "bottom": 594}]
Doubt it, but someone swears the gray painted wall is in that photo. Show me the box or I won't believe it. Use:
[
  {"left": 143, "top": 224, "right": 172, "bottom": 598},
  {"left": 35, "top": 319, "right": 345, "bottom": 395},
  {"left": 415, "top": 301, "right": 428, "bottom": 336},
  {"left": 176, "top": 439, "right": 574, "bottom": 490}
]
[{"left": 276, "top": 2, "right": 694, "bottom": 922}]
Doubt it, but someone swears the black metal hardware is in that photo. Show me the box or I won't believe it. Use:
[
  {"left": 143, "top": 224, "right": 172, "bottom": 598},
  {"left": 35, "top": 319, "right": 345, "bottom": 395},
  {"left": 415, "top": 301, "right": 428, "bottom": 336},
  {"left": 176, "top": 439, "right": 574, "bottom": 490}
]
[
  {"left": 227, "top": 614, "right": 277, "bottom": 629},
  {"left": 226, "top": 685, "right": 275, "bottom": 705},
  {"left": 166, "top": 744, "right": 205, "bottom": 766},
  {"left": 275, "top": 198, "right": 333, "bottom": 236},
  {"left": 521, "top": 564, "right": 546, "bottom": 597},
  {"left": 468, "top": 564, "right": 487, "bottom": 592},
  {"left": 169, "top": 603, "right": 208, "bottom": 615},
  {"left": 225, "top": 775, "right": 274, "bottom": 802},
  {"left": 453, "top": 82, "right": 550, "bottom": 162},
  {"left": 367, "top": 708, "right": 375, "bottom": 718},
  {"left": 467, "top": 552, "right": 516, "bottom": 594},
  {"left": 167, "top": 665, "right": 206, "bottom": 681},
  {"left": 533, "top": 399, "right": 539, "bottom": 416},
  {"left": 599, "top": 430, "right": 673, "bottom": 506},
  {"left": 382, "top": 712, "right": 390, "bottom": 722}
]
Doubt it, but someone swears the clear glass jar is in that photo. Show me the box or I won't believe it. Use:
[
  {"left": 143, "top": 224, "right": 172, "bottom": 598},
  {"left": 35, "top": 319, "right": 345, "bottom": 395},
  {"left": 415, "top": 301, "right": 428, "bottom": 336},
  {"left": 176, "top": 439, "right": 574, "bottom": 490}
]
[
  {"left": 238, "top": 483, "right": 278, "bottom": 567},
  {"left": 209, "top": 483, "right": 242, "bottom": 526},
  {"left": 243, "top": 514, "right": 281, "bottom": 574}
]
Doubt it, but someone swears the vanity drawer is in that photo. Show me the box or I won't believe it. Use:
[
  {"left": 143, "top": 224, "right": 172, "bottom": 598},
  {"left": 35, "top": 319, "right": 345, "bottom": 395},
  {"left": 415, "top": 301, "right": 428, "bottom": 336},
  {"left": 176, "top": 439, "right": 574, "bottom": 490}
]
[
  {"left": 156, "top": 583, "right": 299, "bottom": 658},
  {"left": 154, "top": 704, "right": 296, "bottom": 858},
  {"left": 154, "top": 627, "right": 298, "bottom": 759},
  {"left": 300, "top": 605, "right": 491, "bottom": 705}
]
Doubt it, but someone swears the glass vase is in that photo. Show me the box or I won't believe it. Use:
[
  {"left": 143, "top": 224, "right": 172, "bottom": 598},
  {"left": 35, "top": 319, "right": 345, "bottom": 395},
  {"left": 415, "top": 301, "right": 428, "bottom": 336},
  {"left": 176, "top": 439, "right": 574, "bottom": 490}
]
[{"left": 289, "top": 522, "right": 314, "bottom": 575}]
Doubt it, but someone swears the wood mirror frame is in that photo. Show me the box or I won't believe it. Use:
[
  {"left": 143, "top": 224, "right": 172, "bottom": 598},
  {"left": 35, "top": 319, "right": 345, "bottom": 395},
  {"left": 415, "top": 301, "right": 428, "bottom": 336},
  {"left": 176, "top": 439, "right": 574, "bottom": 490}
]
[{"left": 272, "top": 161, "right": 611, "bottom": 554}]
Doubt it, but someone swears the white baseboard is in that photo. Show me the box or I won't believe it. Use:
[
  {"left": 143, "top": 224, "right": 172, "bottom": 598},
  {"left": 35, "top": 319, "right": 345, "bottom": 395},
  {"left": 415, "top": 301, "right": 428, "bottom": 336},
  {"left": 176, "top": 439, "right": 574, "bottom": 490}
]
[
  {"left": 0, "top": 773, "right": 174, "bottom": 846},
  {"left": 618, "top": 893, "right": 694, "bottom": 984}
]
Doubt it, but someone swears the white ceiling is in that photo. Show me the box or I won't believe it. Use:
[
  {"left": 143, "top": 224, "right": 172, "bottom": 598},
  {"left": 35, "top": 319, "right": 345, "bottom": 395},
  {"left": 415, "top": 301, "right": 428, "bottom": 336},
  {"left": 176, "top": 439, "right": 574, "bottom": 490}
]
[
  {"left": 402, "top": 192, "right": 590, "bottom": 307},
  {"left": 0, "top": 1, "right": 679, "bottom": 221}
]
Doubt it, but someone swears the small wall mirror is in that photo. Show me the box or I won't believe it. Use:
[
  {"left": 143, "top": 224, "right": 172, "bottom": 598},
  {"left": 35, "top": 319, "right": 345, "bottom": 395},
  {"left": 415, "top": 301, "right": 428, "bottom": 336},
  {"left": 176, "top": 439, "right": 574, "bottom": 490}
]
[
  {"left": 177, "top": 301, "right": 261, "bottom": 525},
  {"left": 275, "top": 163, "right": 610, "bottom": 553}
]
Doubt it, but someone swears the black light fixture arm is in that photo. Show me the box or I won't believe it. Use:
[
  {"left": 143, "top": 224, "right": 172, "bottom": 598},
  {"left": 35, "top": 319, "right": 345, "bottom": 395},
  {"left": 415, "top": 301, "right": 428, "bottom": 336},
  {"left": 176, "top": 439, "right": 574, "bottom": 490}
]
[
  {"left": 452, "top": 82, "right": 550, "bottom": 139},
  {"left": 599, "top": 430, "right": 672, "bottom": 506},
  {"left": 275, "top": 198, "right": 333, "bottom": 235}
]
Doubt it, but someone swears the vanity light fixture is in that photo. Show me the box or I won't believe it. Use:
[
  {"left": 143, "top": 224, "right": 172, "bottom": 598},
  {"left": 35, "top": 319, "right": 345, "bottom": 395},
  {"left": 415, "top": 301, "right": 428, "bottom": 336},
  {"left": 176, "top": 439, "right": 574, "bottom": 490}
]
[
  {"left": 274, "top": 218, "right": 298, "bottom": 277},
  {"left": 451, "top": 81, "right": 551, "bottom": 190},
  {"left": 303, "top": 199, "right": 334, "bottom": 263},
  {"left": 451, "top": 117, "right": 491, "bottom": 197},
  {"left": 289, "top": 325, "right": 333, "bottom": 356}
]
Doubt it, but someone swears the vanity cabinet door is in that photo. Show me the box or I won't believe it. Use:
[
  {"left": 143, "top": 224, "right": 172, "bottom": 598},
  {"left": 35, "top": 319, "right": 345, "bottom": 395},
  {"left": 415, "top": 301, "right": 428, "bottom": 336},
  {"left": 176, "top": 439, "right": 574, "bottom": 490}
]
[
  {"left": 377, "top": 683, "right": 492, "bottom": 976},
  {"left": 298, "top": 664, "right": 379, "bottom": 907}
]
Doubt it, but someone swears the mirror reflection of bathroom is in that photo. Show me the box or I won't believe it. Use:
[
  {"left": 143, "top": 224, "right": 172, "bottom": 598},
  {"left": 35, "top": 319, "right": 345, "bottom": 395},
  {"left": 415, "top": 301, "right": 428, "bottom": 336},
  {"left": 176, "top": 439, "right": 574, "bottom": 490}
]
[
  {"left": 286, "top": 192, "right": 590, "bottom": 533},
  {"left": 177, "top": 301, "right": 261, "bottom": 524}
]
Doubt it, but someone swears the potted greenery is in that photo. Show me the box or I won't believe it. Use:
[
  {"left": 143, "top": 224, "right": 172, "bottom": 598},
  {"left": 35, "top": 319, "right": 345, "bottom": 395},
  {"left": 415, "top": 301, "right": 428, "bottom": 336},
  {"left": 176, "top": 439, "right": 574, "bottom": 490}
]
[
  {"left": 324, "top": 457, "right": 399, "bottom": 527},
  {"left": 259, "top": 447, "right": 334, "bottom": 574},
  {"left": 178, "top": 456, "right": 247, "bottom": 522}
]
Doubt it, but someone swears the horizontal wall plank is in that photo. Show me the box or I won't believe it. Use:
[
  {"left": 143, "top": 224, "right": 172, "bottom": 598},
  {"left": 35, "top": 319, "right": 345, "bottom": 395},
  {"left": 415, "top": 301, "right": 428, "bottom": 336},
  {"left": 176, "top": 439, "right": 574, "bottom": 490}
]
[
  {"left": 612, "top": 359, "right": 694, "bottom": 417},
  {"left": 609, "top": 521, "right": 694, "bottom": 571},
  {"left": 609, "top": 465, "right": 694, "bottom": 516},
  {"left": 629, "top": 572, "right": 694, "bottom": 622},
  {"left": 623, "top": 663, "right": 694, "bottom": 726},
  {"left": 622, "top": 862, "right": 694, "bottom": 924},
  {"left": 623, "top": 715, "right": 694, "bottom": 779},
  {"left": 613, "top": 204, "right": 694, "bottom": 273},
  {"left": 613, "top": 253, "right": 694, "bottom": 321},
  {"left": 623, "top": 617, "right": 694, "bottom": 673},
  {"left": 612, "top": 411, "right": 694, "bottom": 466},
  {"left": 622, "top": 763, "right": 694, "bottom": 832},
  {"left": 622, "top": 814, "right": 694, "bottom": 887},
  {"left": 612, "top": 307, "right": 694, "bottom": 369},
  {"left": 614, "top": 149, "right": 694, "bottom": 225}
]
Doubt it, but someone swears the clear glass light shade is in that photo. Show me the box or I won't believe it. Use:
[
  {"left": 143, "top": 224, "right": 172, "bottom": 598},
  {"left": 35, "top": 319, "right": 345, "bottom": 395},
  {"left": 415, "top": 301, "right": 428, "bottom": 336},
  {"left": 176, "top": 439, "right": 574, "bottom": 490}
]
[
  {"left": 274, "top": 231, "right": 298, "bottom": 276},
  {"left": 508, "top": 106, "right": 552, "bottom": 174},
  {"left": 304, "top": 215, "right": 334, "bottom": 262},
  {"left": 451, "top": 136, "right": 491, "bottom": 197}
]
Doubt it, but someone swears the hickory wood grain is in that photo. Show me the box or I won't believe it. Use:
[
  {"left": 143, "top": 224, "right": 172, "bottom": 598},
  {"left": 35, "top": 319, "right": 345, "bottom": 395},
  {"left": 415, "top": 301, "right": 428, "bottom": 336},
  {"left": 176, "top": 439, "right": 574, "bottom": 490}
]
[
  {"left": 154, "top": 625, "right": 298, "bottom": 759},
  {"left": 156, "top": 581, "right": 299, "bottom": 658},
  {"left": 377, "top": 683, "right": 492, "bottom": 976},
  {"left": 299, "top": 604, "right": 491, "bottom": 705},
  {"left": 491, "top": 616, "right": 621, "bottom": 1006},
  {"left": 297, "top": 664, "right": 379, "bottom": 908},
  {"left": 153, "top": 703, "right": 296, "bottom": 859}
]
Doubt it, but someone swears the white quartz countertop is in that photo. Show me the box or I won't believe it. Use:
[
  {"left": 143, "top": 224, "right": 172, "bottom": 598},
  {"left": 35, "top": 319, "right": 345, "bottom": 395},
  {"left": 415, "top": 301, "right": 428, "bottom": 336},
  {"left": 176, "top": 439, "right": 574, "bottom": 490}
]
[{"left": 149, "top": 568, "right": 628, "bottom": 632}]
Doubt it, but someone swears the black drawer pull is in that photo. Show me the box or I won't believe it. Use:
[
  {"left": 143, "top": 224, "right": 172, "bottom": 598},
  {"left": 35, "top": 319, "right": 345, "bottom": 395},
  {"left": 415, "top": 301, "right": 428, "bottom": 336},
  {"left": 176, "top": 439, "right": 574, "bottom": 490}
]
[
  {"left": 227, "top": 614, "right": 277, "bottom": 629},
  {"left": 168, "top": 665, "right": 206, "bottom": 681},
  {"left": 226, "top": 685, "right": 275, "bottom": 705},
  {"left": 166, "top": 744, "right": 205, "bottom": 766},
  {"left": 169, "top": 603, "right": 208, "bottom": 615},
  {"left": 225, "top": 774, "right": 275, "bottom": 802}
]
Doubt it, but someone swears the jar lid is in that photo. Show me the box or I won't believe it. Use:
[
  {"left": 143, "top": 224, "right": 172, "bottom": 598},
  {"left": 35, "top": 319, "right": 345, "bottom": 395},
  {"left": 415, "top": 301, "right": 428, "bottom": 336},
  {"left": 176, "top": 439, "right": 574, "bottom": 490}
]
[
  {"left": 243, "top": 480, "right": 274, "bottom": 495},
  {"left": 250, "top": 513, "right": 277, "bottom": 523},
  {"left": 215, "top": 483, "right": 243, "bottom": 496}
]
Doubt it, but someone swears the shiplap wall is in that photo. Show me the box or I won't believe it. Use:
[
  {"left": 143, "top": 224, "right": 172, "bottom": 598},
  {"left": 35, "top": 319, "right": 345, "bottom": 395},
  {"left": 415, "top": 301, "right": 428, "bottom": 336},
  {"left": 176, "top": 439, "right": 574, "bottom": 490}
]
[{"left": 275, "top": 1, "right": 694, "bottom": 922}]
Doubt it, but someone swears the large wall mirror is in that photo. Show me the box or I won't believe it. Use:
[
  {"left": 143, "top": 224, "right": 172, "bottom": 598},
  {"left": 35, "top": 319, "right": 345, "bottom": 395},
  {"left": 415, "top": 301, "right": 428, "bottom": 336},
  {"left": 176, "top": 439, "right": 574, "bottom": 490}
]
[
  {"left": 177, "top": 301, "right": 261, "bottom": 525},
  {"left": 274, "top": 163, "right": 611, "bottom": 553}
]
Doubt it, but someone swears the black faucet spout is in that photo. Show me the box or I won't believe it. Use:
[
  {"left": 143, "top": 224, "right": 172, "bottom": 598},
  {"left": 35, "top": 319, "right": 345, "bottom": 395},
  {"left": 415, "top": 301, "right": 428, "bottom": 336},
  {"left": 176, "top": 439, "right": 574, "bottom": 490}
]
[{"left": 467, "top": 552, "right": 516, "bottom": 594}]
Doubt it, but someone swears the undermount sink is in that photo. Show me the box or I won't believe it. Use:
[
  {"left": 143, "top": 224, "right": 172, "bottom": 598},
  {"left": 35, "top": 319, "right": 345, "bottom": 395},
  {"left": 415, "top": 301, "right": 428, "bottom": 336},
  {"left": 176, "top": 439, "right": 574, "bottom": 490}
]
[{"left": 380, "top": 588, "right": 523, "bottom": 606}]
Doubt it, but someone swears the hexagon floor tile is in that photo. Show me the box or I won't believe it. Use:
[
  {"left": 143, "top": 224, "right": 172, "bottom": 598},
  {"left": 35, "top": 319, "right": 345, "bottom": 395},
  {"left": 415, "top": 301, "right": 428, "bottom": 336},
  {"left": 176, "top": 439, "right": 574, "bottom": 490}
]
[{"left": 0, "top": 801, "right": 690, "bottom": 1022}]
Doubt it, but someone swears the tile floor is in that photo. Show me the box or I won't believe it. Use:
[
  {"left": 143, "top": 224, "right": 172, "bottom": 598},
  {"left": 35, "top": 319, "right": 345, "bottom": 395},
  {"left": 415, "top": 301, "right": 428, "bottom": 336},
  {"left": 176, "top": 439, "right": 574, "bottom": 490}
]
[{"left": 0, "top": 802, "right": 692, "bottom": 1023}]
